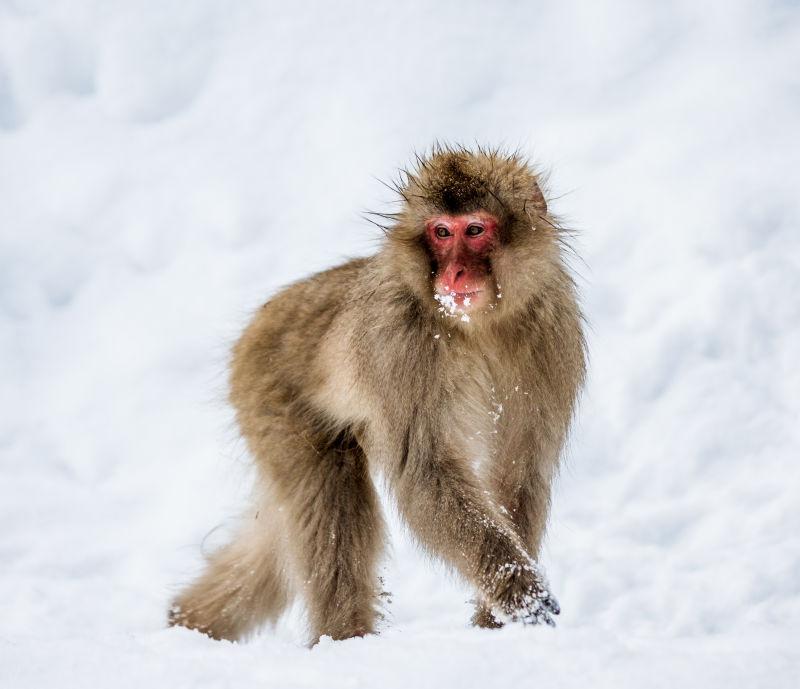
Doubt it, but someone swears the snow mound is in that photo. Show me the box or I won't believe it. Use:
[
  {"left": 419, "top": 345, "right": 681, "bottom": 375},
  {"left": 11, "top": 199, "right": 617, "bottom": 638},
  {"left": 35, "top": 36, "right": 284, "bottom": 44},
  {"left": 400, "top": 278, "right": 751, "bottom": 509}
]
[{"left": 1, "top": 1, "right": 798, "bottom": 687}]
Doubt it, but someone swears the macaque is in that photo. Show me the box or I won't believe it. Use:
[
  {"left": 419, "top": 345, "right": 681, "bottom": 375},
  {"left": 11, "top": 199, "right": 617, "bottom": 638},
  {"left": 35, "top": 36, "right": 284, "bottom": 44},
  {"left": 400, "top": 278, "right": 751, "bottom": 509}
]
[{"left": 169, "top": 146, "right": 586, "bottom": 643}]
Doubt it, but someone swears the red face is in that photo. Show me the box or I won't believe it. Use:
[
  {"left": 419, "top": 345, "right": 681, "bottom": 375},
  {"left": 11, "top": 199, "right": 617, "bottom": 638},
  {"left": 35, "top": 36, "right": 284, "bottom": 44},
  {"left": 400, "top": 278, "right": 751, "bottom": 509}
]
[{"left": 426, "top": 211, "right": 499, "bottom": 314}]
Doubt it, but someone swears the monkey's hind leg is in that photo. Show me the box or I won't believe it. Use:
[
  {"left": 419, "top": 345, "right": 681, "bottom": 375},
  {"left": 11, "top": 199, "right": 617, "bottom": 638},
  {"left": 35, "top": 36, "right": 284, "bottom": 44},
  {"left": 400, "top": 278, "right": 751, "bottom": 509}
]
[
  {"left": 169, "top": 498, "right": 292, "bottom": 641},
  {"left": 266, "top": 426, "right": 385, "bottom": 643}
]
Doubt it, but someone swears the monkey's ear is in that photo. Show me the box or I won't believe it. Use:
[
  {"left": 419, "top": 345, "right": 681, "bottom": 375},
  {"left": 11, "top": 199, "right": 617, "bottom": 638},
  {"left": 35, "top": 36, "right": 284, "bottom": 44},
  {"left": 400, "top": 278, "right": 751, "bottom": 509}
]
[{"left": 530, "top": 179, "right": 547, "bottom": 215}]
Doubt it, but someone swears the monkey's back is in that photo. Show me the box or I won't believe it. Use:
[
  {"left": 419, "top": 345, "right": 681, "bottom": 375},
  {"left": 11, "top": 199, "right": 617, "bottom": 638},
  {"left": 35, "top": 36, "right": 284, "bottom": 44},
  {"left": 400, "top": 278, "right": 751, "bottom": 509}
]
[{"left": 229, "top": 257, "right": 371, "bottom": 442}]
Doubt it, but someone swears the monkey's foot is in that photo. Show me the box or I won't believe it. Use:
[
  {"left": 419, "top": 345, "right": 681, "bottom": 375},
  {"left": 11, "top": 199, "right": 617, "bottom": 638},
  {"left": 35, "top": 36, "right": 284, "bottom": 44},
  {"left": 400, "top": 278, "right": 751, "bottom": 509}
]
[
  {"left": 471, "top": 602, "right": 504, "bottom": 629},
  {"left": 168, "top": 601, "right": 219, "bottom": 639},
  {"left": 494, "top": 590, "right": 560, "bottom": 627},
  {"left": 514, "top": 589, "right": 560, "bottom": 627},
  {"left": 489, "top": 561, "right": 561, "bottom": 627}
]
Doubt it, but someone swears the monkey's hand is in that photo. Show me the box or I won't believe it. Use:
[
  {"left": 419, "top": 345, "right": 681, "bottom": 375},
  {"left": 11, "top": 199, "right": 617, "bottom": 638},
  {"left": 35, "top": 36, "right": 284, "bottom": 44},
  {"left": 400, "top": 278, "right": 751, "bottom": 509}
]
[{"left": 489, "top": 561, "right": 561, "bottom": 627}]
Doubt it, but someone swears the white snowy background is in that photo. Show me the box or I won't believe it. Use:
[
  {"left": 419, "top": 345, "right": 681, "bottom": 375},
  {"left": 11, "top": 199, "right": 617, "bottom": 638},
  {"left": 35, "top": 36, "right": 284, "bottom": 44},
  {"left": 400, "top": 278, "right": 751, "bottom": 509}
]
[{"left": 1, "top": 0, "right": 798, "bottom": 687}]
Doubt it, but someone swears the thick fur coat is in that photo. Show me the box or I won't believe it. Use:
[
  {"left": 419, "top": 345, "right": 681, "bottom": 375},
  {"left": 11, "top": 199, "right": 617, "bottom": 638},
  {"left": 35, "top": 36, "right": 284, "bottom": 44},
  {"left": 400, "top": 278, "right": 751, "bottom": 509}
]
[{"left": 170, "top": 146, "right": 586, "bottom": 642}]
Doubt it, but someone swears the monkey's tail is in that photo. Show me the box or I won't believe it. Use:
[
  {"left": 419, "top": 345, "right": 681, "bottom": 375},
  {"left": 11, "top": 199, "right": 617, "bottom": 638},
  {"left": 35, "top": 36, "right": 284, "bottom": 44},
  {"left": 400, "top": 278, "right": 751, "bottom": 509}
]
[{"left": 169, "top": 504, "right": 293, "bottom": 641}]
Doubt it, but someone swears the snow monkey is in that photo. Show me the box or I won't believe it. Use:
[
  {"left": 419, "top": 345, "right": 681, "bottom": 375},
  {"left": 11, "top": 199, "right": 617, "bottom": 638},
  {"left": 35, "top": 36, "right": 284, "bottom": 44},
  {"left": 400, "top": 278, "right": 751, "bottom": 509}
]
[{"left": 169, "top": 146, "right": 586, "bottom": 643}]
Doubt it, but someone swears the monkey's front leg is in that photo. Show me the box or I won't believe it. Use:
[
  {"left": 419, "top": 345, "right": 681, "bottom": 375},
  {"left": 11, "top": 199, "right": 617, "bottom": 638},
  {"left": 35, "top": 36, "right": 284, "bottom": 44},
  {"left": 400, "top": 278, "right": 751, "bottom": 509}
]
[
  {"left": 474, "top": 453, "right": 555, "bottom": 629},
  {"left": 389, "top": 434, "right": 559, "bottom": 626}
]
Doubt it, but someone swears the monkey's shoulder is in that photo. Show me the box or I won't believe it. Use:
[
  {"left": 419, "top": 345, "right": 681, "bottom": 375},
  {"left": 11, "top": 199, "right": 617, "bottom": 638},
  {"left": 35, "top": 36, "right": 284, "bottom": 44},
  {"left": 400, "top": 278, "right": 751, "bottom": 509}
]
[
  {"left": 303, "top": 256, "right": 372, "bottom": 288},
  {"left": 233, "top": 256, "right": 384, "bottom": 383},
  {"left": 279, "top": 256, "right": 371, "bottom": 302},
  {"left": 249, "top": 257, "right": 369, "bottom": 327}
]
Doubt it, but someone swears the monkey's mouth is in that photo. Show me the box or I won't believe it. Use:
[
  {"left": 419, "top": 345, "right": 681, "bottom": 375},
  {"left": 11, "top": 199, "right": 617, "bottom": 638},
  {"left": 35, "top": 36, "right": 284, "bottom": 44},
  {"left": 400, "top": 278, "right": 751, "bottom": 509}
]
[
  {"left": 451, "top": 290, "right": 482, "bottom": 306},
  {"left": 434, "top": 289, "right": 485, "bottom": 315}
]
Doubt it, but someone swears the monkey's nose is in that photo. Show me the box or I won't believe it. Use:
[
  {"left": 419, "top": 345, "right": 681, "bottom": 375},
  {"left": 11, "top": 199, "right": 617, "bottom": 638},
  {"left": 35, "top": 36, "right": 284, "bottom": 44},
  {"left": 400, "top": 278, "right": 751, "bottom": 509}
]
[{"left": 441, "top": 264, "right": 467, "bottom": 291}]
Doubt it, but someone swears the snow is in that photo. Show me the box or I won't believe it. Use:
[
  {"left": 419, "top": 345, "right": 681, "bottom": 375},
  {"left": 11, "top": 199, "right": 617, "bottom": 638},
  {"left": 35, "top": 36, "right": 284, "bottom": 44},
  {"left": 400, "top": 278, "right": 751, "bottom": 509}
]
[
  {"left": 1, "top": 1, "right": 799, "bottom": 687},
  {"left": 435, "top": 291, "right": 459, "bottom": 314}
]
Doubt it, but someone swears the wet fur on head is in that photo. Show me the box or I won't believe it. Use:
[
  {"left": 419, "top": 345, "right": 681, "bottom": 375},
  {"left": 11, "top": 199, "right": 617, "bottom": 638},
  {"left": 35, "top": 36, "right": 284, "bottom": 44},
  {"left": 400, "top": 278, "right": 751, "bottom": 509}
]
[{"left": 374, "top": 144, "right": 572, "bottom": 322}]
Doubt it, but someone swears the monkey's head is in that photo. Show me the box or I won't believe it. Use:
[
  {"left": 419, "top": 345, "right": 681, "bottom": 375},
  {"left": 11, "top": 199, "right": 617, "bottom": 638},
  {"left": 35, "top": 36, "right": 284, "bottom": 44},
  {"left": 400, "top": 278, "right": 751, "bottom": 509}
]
[{"left": 383, "top": 146, "right": 565, "bottom": 325}]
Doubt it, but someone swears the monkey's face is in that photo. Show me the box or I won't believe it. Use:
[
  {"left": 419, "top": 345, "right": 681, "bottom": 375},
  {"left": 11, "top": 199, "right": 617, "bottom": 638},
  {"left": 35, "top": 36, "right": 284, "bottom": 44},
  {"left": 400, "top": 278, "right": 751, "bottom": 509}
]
[
  {"left": 425, "top": 210, "right": 499, "bottom": 316},
  {"left": 387, "top": 148, "right": 557, "bottom": 322}
]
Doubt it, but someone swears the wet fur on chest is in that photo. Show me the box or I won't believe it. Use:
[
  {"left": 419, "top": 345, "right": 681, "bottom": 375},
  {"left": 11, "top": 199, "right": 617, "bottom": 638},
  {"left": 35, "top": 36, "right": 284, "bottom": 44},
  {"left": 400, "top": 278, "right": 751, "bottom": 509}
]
[{"left": 438, "top": 342, "right": 506, "bottom": 478}]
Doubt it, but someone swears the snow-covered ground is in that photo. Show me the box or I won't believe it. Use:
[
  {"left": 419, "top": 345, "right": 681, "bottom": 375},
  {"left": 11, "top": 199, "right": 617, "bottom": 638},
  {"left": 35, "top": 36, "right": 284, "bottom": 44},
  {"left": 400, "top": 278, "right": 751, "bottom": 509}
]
[{"left": 2, "top": 1, "right": 799, "bottom": 687}]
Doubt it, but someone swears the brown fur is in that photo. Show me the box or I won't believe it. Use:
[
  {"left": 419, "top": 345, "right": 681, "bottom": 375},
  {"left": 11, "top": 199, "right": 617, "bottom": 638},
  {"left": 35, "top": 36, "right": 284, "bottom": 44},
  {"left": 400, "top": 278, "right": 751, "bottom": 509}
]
[{"left": 169, "top": 145, "right": 586, "bottom": 643}]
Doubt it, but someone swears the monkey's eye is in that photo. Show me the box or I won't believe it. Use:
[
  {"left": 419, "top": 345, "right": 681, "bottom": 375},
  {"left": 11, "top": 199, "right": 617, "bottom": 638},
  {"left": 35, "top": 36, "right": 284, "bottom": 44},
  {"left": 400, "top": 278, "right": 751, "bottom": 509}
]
[
  {"left": 435, "top": 226, "right": 453, "bottom": 238},
  {"left": 465, "top": 224, "right": 484, "bottom": 237}
]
